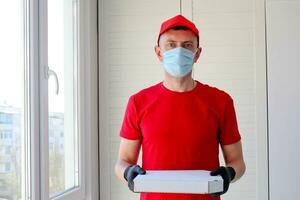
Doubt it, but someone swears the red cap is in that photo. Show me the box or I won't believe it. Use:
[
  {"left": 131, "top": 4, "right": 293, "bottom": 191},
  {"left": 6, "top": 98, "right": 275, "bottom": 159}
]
[{"left": 157, "top": 14, "right": 199, "bottom": 46}]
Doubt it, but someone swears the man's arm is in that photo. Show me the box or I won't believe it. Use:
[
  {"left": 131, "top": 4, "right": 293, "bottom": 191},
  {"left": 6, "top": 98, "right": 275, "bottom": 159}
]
[
  {"left": 221, "top": 141, "right": 246, "bottom": 182},
  {"left": 115, "top": 138, "right": 142, "bottom": 184}
]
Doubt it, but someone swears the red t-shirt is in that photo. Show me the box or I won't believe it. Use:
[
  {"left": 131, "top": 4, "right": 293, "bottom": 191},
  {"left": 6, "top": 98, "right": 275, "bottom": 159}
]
[{"left": 120, "top": 80, "right": 241, "bottom": 200}]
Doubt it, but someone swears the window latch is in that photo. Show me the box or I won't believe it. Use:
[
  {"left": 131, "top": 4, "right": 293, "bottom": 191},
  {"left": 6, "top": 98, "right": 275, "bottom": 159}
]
[{"left": 46, "top": 66, "right": 59, "bottom": 95}]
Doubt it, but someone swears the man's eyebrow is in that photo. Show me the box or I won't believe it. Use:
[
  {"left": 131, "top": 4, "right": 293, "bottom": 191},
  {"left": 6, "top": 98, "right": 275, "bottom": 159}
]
[{"left": 183, "top": 41, "right": 194, "bottom": 43}]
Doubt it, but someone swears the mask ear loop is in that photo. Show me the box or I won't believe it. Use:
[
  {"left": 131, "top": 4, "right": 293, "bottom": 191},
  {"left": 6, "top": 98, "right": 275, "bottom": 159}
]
[
  {"left": 192, "top": 45, "right": 201, "bottom": 88},
  {"left": 192, "top": 66, "right": 195, "bottom": 88},
  {"left": 192, "top": 51, "right": 197, "bottom": 88}
]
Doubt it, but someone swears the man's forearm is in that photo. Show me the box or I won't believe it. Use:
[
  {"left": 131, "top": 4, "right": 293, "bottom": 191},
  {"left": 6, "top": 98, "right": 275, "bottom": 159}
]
[
  {"left": 115, "top": 159, "right": 132, "bottom": 184},
  {"left": 226, "top": 159, "right": 246, "bottom": 182}
]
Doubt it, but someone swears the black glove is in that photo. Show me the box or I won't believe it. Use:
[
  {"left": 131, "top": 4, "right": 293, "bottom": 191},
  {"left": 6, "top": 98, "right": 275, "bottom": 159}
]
[
  {"left": 210, "top": 166, "right": 236, "bottom": 196},
  {"left": 124, "top": 165, "right": 146, "bottom": 192}
]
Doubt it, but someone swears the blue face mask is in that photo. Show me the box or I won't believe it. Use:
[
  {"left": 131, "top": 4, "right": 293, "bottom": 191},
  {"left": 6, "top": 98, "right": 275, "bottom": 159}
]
[{"left": 162, "top": 47, "right": 195, "bottom": 78}]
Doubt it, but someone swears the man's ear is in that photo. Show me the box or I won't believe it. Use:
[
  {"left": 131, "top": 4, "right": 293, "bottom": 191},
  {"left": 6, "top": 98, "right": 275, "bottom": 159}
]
[
  {"left": 194, "top": 47, "right": 202, "bottom": 63},
  {"left": 154, "top": 45, "right": 163, "bottom": 62}
]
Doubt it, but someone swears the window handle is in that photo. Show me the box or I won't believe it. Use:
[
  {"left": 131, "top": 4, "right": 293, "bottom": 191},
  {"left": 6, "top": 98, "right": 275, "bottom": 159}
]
[{"left": 47, "top": 66, "right": 59, "bottom": 95}]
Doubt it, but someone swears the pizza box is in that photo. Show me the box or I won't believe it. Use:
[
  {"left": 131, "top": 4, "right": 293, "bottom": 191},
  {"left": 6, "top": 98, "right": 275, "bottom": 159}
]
[{"left": 133, "top": 170, "right": 223, "bottom": 194}]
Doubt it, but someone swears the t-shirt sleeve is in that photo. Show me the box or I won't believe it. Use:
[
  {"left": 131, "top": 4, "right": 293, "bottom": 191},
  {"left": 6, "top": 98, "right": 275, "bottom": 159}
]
[
  {"left": 219, "top": 97, "right": 241, "bottom": 145},
  {"left": 119, "top": 95, "right": 142, "bottom": 140}
]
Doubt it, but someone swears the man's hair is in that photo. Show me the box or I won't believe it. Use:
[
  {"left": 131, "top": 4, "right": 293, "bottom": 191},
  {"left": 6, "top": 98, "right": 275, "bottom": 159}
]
[{"left": 166, "top": 26, "right": 199, "bottom": 47}]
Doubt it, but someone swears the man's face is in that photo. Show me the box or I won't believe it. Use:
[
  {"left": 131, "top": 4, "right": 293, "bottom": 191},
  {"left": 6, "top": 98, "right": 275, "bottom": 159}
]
[{"left": 155, "top": 29, "right": 202, "bottom": 63}]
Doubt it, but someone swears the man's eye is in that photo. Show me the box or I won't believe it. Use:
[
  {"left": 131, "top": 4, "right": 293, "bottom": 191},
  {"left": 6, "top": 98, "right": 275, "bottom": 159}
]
[
  {"left": 184, "top": 43, "right": 193, "bottom": 48},
  {"left": 168, "top": 43, "right": 176, "bottom": 48}
]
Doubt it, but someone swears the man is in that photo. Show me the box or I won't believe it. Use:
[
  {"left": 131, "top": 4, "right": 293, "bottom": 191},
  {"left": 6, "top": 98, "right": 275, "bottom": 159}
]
[{"left": 115, "top": 14, "right": 246, "bottom": 200}]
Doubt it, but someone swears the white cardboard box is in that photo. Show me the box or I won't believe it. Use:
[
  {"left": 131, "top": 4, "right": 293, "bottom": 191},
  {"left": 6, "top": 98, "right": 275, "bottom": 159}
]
[{"left": 133, "top": 170, "right": 223, "bottom": 194}]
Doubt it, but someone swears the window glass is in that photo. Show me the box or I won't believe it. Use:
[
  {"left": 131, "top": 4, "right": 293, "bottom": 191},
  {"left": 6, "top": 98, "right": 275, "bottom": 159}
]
[
  {"left": 0, "top": 1, "right": 25, "bottom": 199},
  {"left": 48, "top": 0, "right": 79, "bottom": 197}
]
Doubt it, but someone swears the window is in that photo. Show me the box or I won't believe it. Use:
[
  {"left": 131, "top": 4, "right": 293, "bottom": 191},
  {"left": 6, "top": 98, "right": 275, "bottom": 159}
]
[
  {"left": 5, "top": 146, "right": 11, "bottom": 155},
  {"left": 47, "top": 0, "right": 79, "bottom": 197},
  {"left": 5, "top": 163, "right": 11, "bottom": 172},
  {"left": 0, "top": 113, "right": 13, "bottom": 124},
  {"left": 0, "top": 0, "right": 98, "bottom": 200},
  {"left": 0, "top": 1, "right": 25, "bottom": 199}
]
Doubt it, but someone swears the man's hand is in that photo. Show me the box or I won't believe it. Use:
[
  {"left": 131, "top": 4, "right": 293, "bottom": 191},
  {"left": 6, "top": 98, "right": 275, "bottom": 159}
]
[
  {"left": 210, "top": 166, "right": 236, "bottom": 196},
  {"left": 124, "top": 165, "right": 146, "bottom": 192}
]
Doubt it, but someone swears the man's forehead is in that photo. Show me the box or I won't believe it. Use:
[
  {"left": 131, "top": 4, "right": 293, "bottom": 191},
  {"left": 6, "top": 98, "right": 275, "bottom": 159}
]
[{"left": 160, "top": 29, "right": 198, "bottom": 43}]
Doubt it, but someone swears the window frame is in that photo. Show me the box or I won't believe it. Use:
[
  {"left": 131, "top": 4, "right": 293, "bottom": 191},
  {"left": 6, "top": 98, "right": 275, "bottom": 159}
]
[{"left": 27, "top": 0, "right": 98, "bottom": 199}]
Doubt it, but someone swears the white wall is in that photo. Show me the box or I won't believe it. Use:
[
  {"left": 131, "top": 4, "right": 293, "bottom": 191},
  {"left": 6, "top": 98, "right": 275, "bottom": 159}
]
[
  {"left": 189, "top": 0, "right": 268, "bottom": 199},
  {"left": 98, "top": 1, "right": 179, "bottom": 199},
  {"left": 266, "top": 1, "right": 300, "bottom": 199},
  {"left": 98, "top": 0, "right": 268, "bottom": 199}
]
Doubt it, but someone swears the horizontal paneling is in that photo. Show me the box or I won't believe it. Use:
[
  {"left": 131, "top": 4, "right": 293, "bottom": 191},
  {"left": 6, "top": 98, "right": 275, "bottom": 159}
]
[
  {"left": 99, "top": 0, "right": 180, "bottom": 200},
  {"left": 99, "top": 0, "right": 265, "bottom": 200},
  {"left": 192, "top": 0, "right": 257, "bottom": 200}
]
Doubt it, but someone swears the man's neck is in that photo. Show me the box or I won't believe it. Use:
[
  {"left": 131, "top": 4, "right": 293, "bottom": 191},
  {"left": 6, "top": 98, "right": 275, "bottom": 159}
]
[{"left": 163, "top": 75, "right": 195, "bottom": 92}]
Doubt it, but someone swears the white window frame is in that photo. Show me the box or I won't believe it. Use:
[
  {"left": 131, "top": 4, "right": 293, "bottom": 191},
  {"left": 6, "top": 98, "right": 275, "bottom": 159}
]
[{"left": 27, "top": 0, "right": 98, "bottom": 199}]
